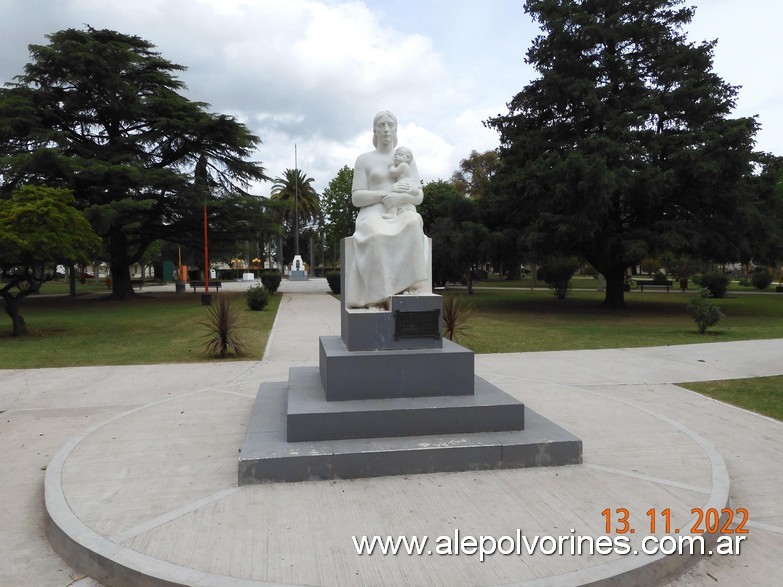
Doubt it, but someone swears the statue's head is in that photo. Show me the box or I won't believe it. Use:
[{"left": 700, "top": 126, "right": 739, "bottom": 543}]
[
  {"left": 372, "top": 111, "right": 398, "bottom": 148},
  {"left": 394, "top": 146, "right": 413, "bottom": 165}
]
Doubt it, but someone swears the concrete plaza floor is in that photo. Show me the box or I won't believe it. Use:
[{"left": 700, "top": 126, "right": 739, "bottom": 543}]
[{"left": 1, "top": 278, "right": 781, "bottom": 586}]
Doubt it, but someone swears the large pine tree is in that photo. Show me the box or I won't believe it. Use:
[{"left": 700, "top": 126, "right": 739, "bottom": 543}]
[
  {"left": 486, "top": 0, "right": 759, "bottom": 307},
  {"left": 0, "top": 27, "right": 270, "bottom": 299}
]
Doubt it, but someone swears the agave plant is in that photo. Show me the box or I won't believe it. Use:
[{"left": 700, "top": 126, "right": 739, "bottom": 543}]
[
  {"left": 441, "top": 294, "right": 475, "bottom": 342},
  {"left": 197, "top": 296, "right": 246, "bottom": 358}
]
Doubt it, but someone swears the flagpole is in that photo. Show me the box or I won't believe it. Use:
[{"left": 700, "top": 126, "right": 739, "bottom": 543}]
[{"left": 294, "top": 144, "right": 300, "bottom": 257}]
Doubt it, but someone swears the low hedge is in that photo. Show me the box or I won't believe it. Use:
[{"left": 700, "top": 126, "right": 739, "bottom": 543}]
[{"left": 326, "top": 271, "right": 341, "bottom": 294}]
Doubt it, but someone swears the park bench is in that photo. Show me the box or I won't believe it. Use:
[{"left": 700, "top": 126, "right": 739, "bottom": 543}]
[
  {"left": 189, "top": 280, "right": 222, "bottom": 292},
  {"left": 130, "top": 278, "right": 164, "bottom": 289},
  {"left": 637, "top": 279, "right": 673, "bottom": 292}
]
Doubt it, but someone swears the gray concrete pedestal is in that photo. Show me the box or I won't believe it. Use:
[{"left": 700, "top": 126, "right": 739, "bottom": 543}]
[
  {"left": 288, "top": 367, "right": 525, "bottom": 441},
  {"left": 319, "top": 336, "right": 474, "bottom": 400},
  {"left": 238, "top": 236, "right": 582, "bottom": 483},
  {"left": 238, "top": 374, "right": 582, "bottom": 484}
]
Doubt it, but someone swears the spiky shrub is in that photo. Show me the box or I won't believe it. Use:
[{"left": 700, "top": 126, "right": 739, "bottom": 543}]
[
  {"left": 259, "top": 270, "right": 282, "bottom": 294},
  {"left": 197, "top": 297, "right": 245, "bottom": 358},
  {"left": 687, "top": 288, "right": 725, "bottom": 334},
  {"left": 246, "top": 284, "right": 269, "bottom": 311},
  {"left": 326, "top": 271, "right": 341, "bottom": 294},
  {"left": 441, "top": 294, "right": 475, "bottom": 342}
]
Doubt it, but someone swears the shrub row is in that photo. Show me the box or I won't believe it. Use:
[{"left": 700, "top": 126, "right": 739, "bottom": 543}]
[{"left": 326, "top": 271, "right": 341, "bottom": 294}]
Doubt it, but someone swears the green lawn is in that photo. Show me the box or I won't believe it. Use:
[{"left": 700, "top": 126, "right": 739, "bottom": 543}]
[
  {"left": 470, "top": 274, "right": 781, "bottom": 292},
  {"left": 450, "top": 287, "right": 783, "bottom": 421},
  {"left": 0, "top": 290, "right": 280, "bottom": 368},
  {"left": 4, "top": 283, "right": 782, "bottom": 420},
  {"left": 7, "top": 285, "right": 780, "bottom": 368},
  {"left": 33, "top": 279, "right": 112, "bottom": 296},
  {"left": 680, "top": 376, "right": 783, "bottom": 421},
  {"left": 450, "top": 288, "right": 783, "bottom": 353}
]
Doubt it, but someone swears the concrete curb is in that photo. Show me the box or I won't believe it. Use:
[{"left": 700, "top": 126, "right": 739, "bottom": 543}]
[
  {"left": 44, "top": 384, "right": 731, "bottom": 586},
  {"left": 44, "top": 391, "right": 286, "bottom": 587}
]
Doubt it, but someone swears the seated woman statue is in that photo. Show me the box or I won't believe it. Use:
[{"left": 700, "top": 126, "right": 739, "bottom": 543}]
[{"left": 346, "top": 111, "right": 428, "bottom": 308}]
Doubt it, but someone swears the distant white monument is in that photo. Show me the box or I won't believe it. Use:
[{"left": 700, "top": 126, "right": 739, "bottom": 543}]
[{"left": 289, "top": 254, "right": 307, "bottom": 281}]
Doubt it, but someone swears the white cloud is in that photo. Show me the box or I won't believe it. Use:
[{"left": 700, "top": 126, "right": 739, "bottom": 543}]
[
  {"left": 1, "top": 0, "right": 782, "bottom": 197},
  {"left": 397, "top": 123, "right": 455, "bottom": 184},
  {"left": 687, "top": 0, "right": 783, "bottom": 155}
]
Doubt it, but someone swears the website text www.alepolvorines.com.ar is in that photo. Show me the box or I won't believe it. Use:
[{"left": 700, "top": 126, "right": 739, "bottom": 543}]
[{"left": 352, "top": 529, "right": 747, "bottom": 563}]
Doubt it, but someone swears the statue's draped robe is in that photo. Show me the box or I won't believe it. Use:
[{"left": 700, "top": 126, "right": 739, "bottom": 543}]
[{"left": 346, "top": 201, "right": 428, "bottom": 307}]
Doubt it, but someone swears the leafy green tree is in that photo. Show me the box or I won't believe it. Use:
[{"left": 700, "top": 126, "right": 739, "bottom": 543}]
[
  {"left": 484, "top": 228, "right": 523, "bottom": 280},
  {"left": 138, "top": 239, "right": 164, "bottom": 279},
  {"left": 321, "top": 165, "right": 356, "bottom": 249},
  {"left": 420, "top": 180, "right": 476, "bottom": 231},
  {"left": 486, "top": 0, "right": 760, "bottom": 307},
  {"left": 270, "top": 168, "right": 320, "bottom": 260},
  {"left": 451, "top": 150, "right": 499, "bottom": 200},
  {"left": 738, "top": 153, "right": 783, "bottom": 267},
  {"left": 423, "top": 177, "right": 518, "bottom": 280},
  {"left": 422, "top": 180, "right": 489, "bottom": 291},
  {"left": 0, "top": 186, "right": 101, "bottom": 335},
  {"left": 451, "top": 151, "right": 507, "bottom": 280},
  {"left": 0, "top": 27, "right": 269, "bottom": 300}
]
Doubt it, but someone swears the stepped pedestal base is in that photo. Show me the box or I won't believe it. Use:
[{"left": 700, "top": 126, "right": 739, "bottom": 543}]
[
  {"left": 238, "top": 369, "right": 582, "bottom": 484},
  {"left": 288, "top": 367, "right": 524, "bottom": 441}
]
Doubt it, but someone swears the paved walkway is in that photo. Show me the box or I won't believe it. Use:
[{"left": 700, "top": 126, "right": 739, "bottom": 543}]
[{"left": 1, "top": 277, "right": 781, "bottom": 586}]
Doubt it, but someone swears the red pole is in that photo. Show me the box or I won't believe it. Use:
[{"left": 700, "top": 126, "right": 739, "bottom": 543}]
[{"left": 203, "top": 203, "right": 209, "bottom": 294}]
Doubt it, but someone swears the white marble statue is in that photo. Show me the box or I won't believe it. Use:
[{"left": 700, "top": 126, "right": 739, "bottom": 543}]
[{"left": 346, "top": 111, "right": 428, "bottom": 308}]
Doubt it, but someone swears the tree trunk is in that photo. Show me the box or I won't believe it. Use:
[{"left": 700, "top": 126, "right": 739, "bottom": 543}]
[
  {"left": 110, "top": 261, "right": 135, "bottom": 300},
  {"left": 2, "top": 293, "right": 29, "bottom": 336},
  {"left": 69, "top": 263, "right": 77, "bottom": 296},
  {"left": 309, "top": 235, "right": 315, "bottom": 277},
  {"left": 601, "top": 268, "right": 627, "bottom": 308},
  {"left": 108, "top": 230, "right": 136, "bottom": 300}
]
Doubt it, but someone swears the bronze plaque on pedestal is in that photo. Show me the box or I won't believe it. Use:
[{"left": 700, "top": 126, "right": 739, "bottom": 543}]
[{"left": 394, "top": 310, "right": 441, "bottom": 340}]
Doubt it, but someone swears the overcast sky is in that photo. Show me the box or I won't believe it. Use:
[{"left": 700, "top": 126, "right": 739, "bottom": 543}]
[{"left": 1, "top": 0, "right": 781, "bottom": 196}]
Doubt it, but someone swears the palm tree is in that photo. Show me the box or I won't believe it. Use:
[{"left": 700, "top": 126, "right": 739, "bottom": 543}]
[{"left": 271, "top": 169, "right": 320, "bottom": 255}]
